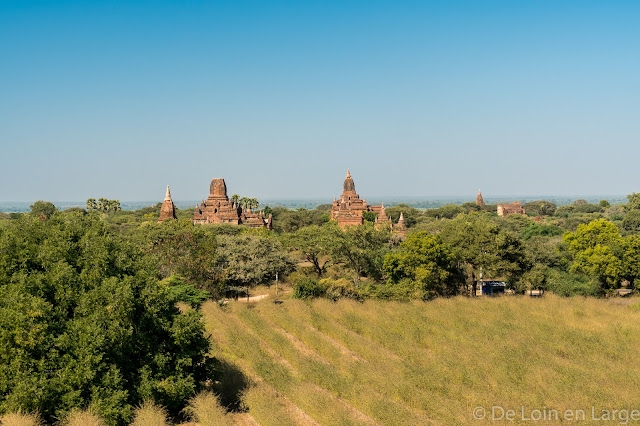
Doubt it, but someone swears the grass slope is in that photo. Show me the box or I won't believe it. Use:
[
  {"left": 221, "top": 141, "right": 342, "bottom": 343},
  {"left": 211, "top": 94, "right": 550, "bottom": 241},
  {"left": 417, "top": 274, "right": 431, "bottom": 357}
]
[{"left": 203, "top": 294, "right": 640, "bottom": 425}]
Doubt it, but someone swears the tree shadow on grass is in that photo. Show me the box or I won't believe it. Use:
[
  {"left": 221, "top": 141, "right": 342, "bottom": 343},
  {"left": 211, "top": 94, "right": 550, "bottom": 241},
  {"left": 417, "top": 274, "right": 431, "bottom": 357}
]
[{"left": 212, "top": 359, "right": 249, "bottom": 412}]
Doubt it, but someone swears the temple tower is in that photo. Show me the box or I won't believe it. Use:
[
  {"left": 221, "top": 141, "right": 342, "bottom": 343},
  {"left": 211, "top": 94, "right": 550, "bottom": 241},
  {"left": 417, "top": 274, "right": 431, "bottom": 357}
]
[
  {"left": 376, "top": 203, "right": 392, "bottom": 229},
  {"left": 192, "top": 178, "right": 272, "bottom": 229},
  {"left": 395, "top": 212, "right": 407, "bottom": 236},
  {"left": 476, "top": 190, "right": 485, "bottom": 206},
  {"left": 331, "top": 169, "right": 367, "bottom": 227},
  {"left": 158, "top": 185, "right": 177, "bottom": 222}
]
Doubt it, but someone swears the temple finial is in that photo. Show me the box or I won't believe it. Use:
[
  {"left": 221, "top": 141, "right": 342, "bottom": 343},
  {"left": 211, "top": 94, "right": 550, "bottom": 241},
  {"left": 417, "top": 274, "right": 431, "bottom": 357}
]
[{"left": 164, "top": 185, "right": 172, "bottom": 201}]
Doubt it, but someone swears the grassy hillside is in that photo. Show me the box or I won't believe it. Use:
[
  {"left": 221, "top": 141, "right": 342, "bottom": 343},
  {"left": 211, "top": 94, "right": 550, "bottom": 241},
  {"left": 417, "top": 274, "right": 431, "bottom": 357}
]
[{"left": 204, "top": 293, "right": 640, "bottom": 425}]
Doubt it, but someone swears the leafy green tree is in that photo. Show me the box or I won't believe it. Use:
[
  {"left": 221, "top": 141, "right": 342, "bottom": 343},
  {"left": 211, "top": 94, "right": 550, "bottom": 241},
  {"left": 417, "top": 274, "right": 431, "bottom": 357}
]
[
  {"left": 554, "top": 205, "right": 575, "bottom": 218},
  {"left": 292, "top": 277, "right": 327, "bottom": 299},
  {"left": 329, "top": 222, "right": 390, "bottom": 285},
  {"left": 424, "top": 204, "right": 464, "bottom": 219},
  {"left": 239, "top": 197, "right": 259, "bottom": 211},
  {"left": 142, "top": 221, "right": 222, "bottom": 298},
  {"left": 600, "top": 200, "right": 610, "bottom": 209},
  {"left": 523, "top": 236, "right": 569, "bottom": 270},
  {"left": 523, "top": 200, "right": 557, "bottom": 216},
  {"left": 573, "top": 203, "right": 602, "bottom": 214},
  {"left": 0, "top": 213, "right": 214, "bottom": 424},
  {"left": 286, "top": 224, "right": 337, "bottom": 277},
  {"left": 461, "top": 202, "right": 482, "bottom": 213},
  {"left": 215, "top": 232, "right": 295, "bottom": 288},
  {"left": 626, "top": 192, "right": 640, "bottom": 211},
  {"left": 362, "top": 211, "right": 377, "bottom": 222},
  {"left": 385, "top": 204, "right": 422, "bottom": 227},
  {"left": 88, "top": 198, "right": 121, "bottom": 213},
  {"left": 383, "top": 232, "right": 462, "bottom": 299},
  {"left": 605, "top": 205, "right": 625, "bottom": 221},
  {"left": 520, "top": 223, "right": 564, "bottom": 240},
  {"left": 515, "top": 264, "right": 548, "bottom": 294},
  {"left": 621, "top": 235, "right": 640, "bottom": 289},
  {"left": 546, "top": 269, "right": 600, "bottom": 296},
  {"left": 271, "top": 207, "right": 329, "bottom": 233},
  {"left": 438, "top": 213, "right": 529, "bottom": 295},
  {"left": 622, "top": 210, "right": 640, "bottom": 233},
  {"left": 29, "top": 200, "right": 57, "bottom": 219},
  {"left": 563, "top": 219, "right": 623, "bottom": 289}
]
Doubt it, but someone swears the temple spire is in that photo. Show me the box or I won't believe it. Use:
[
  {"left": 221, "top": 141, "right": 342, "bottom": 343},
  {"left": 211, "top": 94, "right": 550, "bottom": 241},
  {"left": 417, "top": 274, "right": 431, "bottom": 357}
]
[
  {"left": 158, "top": 185, "right": 177, "bottom": 222},
  {"left": 476, "top": 189, "right": 485, "bottom": 206},
  {"left": 343, "top": 169, "right": 356, "bottom": 193}
]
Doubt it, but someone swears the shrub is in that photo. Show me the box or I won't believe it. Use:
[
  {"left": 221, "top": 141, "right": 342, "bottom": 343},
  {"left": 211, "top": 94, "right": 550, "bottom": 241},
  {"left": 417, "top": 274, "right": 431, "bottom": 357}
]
[
  {"left": 65, "top": 408, "right": 105, "bottom": 426},
  {"left": 360, "top": 279, "right": 417, "bottom": 301},
  {"left": 546, "top": 269, "right": 601, "bottom": 297},
  {"left": 163, "top": 275, "right": 210, "bottom": 307},
  {"left": 521, "top": 223, "right": 563, "bottom": 240},
  {"left": 183, "top": 392, "right": 232, "bottom": 426},
  {"left": 131, "top": 401, "right": 168, "bottom": 426},
  {"left": 321, "top": 278, "right": 362, "bottom": 301},
  {"left": 0, "top": 412, "right": 42, "bottom": 426},
  {"left": 292, "top": 277, "right": 327, "bottom": 299}
]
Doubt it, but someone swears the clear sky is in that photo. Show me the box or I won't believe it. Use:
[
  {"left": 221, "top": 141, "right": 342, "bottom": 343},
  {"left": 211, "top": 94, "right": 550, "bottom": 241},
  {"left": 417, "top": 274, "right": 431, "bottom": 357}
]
[{"left": 1, "top": 0, "right": 639, "bottom": 202}]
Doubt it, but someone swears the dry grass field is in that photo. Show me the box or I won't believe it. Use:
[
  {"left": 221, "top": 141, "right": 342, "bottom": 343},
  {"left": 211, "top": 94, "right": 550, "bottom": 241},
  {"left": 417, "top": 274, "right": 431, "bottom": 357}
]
[
  {"left": 5, "top": 292, "right": 640, "bottom": 425},
  {"left": 203, "top": 292, "right": 640, "bottom": 425}
]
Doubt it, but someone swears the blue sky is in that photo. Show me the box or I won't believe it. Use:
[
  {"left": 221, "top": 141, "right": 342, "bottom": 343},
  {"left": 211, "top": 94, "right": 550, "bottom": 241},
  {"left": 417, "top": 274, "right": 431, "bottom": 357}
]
[{"left": 1, "top": 0, "right": 639, "bottom": 202}]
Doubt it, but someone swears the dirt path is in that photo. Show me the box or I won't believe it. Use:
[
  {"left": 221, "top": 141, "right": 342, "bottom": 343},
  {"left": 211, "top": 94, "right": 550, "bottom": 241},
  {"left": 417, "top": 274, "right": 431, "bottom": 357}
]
[{"left": 224, "top": 294, "right": 270, "bottom": 303}]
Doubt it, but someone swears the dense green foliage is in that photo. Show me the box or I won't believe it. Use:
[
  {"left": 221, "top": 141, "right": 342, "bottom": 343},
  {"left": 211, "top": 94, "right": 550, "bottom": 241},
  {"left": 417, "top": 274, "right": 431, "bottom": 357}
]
[
  {"left": 0, "top": 213, "right": 214, "bottom": 424},
  {"left": 215, "top": 232, "right": 296, "bottom": 289},
  {"left": 384, "top": 232, "right": 461, "bottom": 299},
  {"left": 86, "top": 198, "right": 122, "bottom": 213},
  {"left": 29, "top": 200, "right": 58, "bottom": 219}
]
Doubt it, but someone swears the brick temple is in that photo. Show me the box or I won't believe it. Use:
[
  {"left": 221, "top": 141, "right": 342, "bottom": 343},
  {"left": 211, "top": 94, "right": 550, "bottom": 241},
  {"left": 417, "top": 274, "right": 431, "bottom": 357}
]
[
  {"left": 158, "top": 185, "right": 177, "bottom": 222},
  {"left": 192, "top": 178, "right": 272, "bottom": 229},
  {"left": 331, "top": 170, "right": 404, "bottom": 233},
  {"left": 497, "top": 201, "right": 526, "bottom": 217}
]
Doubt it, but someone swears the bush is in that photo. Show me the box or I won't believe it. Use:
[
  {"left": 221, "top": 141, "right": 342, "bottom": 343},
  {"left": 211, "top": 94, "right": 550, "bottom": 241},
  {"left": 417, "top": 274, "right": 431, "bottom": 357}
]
[
  {"left": 321, "top": 278, "right": 362, "bottom": 301},
  {"left": 360, "top": 280, "right": 416, "bottom": 301},
  {"left": 292, "top": 277, "right": 327, "bottom": 299},
  {"left": 163, "top": 276, "right": 210, "bottom": 307},
  {"left": 521, "top": 223, "right": 564, "bottom": 240},
  {"left": 546, "top": 269, "right": 601, "bottom": 297}
]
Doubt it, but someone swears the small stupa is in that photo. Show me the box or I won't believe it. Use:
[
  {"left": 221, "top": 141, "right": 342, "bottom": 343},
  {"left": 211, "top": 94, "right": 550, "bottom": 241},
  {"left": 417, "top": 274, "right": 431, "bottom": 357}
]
[{"left": 158, "top": 185, "right": 177, "bottom": 222}]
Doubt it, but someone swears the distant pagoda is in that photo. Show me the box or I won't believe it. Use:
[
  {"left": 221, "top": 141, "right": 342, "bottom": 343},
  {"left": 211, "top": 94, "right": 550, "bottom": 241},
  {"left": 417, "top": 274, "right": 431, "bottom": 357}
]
[
  {"left": 476, "top": 190, "right": 485, "bottom": 206},
  {"left": 330, "top": 170, "right": 404, "bottom": 234},
  {"left": 158, "top": 185, "right": 177, "bottom": 222},
  {"left": 192, "top": 178, "right": 272, "bottom": 229}
]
